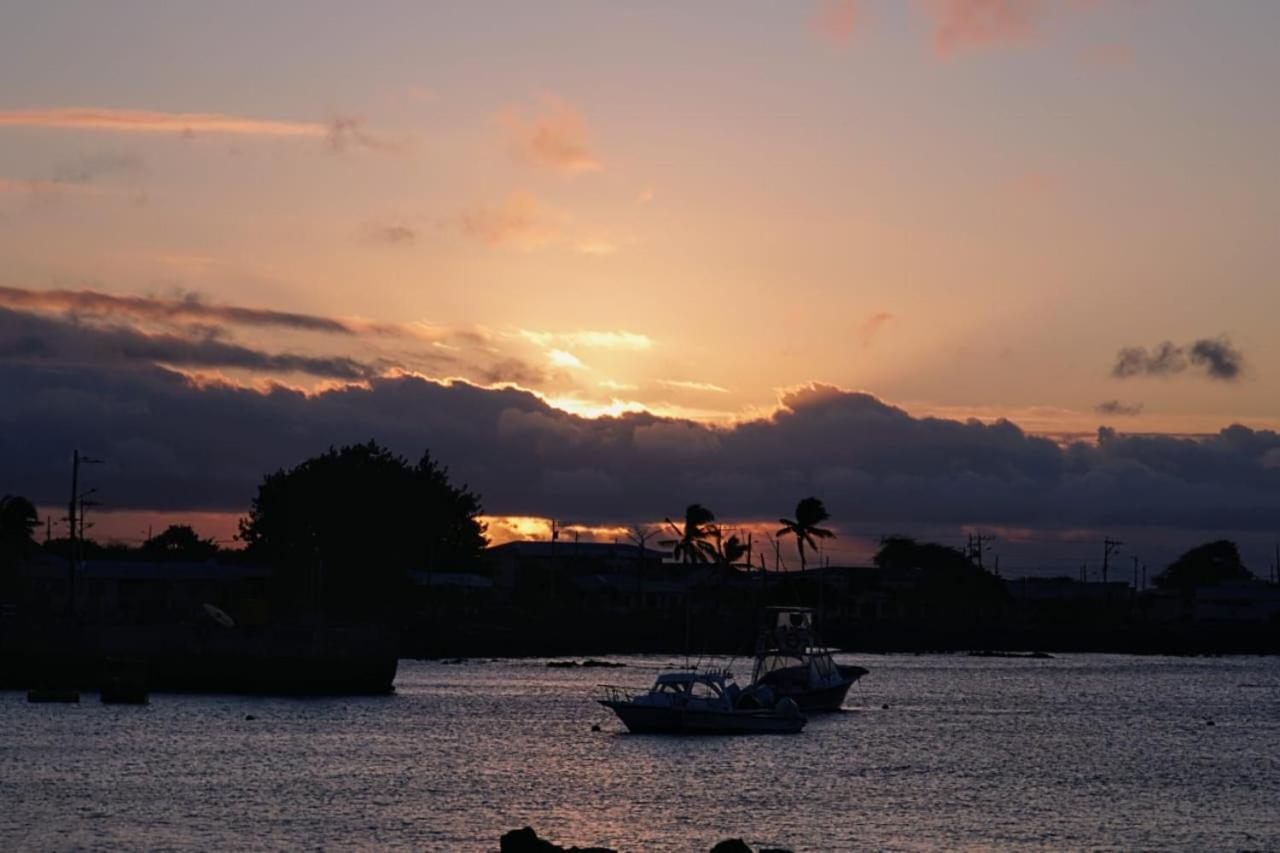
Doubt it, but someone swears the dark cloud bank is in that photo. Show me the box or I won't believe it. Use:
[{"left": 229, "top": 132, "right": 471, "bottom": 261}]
[{"left": 4, "top": 361, "right": 1280, "bottom": 545}]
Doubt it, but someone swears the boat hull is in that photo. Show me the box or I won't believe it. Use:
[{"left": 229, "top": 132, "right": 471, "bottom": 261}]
[
  {"left": 759, "top": 664, "right": 869, "bottom": 712},
  {"left": 598, "top": 700, "right": 805, "bottom": 734}
]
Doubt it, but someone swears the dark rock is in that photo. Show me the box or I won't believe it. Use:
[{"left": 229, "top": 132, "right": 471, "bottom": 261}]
[
  {"left": 499, "top": 826, "right": 616, "bottom": 853},
  {"left": 710, "top": 840, "right": 753, "bottom": 853},
  {"left": 580, "top": 659, "right": 626, "bottom": 668},
  {"left": 244, "top": 714, "right": 256, "bottom": 721},
  {"left": 546, "top": 661, "right": 579, "bottom": 668}
]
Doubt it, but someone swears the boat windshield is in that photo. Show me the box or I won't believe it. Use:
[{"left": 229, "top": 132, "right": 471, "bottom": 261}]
[{"left": 753, "top": 653, "right": 805, "bottom": 680}]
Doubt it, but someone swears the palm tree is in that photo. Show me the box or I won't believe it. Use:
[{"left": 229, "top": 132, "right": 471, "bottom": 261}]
[
  {"left": 710, "top": 527, "right": 749, "bottom": 567},
  {"left": 777, "top": 497, "right": 835, "bottom": 571},
  {"left": 660, "top": 504, "right": 718, "bottom": 564}
]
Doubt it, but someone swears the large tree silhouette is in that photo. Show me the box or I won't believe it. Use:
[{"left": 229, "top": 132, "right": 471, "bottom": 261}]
[
  {"left": 1153, "top": 540, "right": 1252, "bottom": 590},
  {"left": 238, "top": 442, "right": 486, "bottom": 614},
  {"left": 660, "top": 504, "right": 718, "bottom": 564},
  {"left": 777, "top": 497, "right": 835, "bottom": 571}
]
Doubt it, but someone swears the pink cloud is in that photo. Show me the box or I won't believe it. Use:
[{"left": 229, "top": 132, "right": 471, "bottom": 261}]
[
  {"left": 811, "top": 0, "right": 865, "bottom": 46},
  {"left": 497, "top": 95, "right": 602, "bottom": 175},
  {"left": 924, "top": 0, "right": 1045, "bottom": 55}
]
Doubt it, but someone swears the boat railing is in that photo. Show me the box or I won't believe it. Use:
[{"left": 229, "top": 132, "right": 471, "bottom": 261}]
[{"left": 599, "top": 684, "right": 638, "bottom": 703}]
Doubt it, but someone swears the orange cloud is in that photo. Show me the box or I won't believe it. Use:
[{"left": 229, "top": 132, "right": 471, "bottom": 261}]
[
  {"left": 924, "top": 0, "right": 1044, "bottom": 55},
  {"left": 0, "top": 107, "right": 325, "bottom": 137},
  {"left": 811, "top": 0, "right": 865, "bottom": 46},
  {"left": 497, "top": 95, "right": 602, "bottom": 174},
  {"left": 455, "top": 191, "right": 559, "bottom": 249}
]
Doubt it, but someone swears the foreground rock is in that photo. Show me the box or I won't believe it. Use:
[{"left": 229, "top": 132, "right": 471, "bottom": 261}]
[
  {"left": 499, "top": 827, "right": 791, "bottom": 852},
  {"left": 499, "top": 826, "right": 615, "bottom": 853}
]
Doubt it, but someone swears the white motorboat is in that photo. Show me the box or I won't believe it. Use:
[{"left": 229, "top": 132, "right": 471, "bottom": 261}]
[
  {"left": 598, "top": 668, "right": 806, "bottom": 734},
  {"left": 752, "top": 607, "right": 867, "bottom": 712}
]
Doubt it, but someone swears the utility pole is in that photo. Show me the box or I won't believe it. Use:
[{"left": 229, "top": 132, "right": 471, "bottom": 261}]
[
  {"left": 1132, "top": 556, "right": 1139, "bottom": 590},
  {"left": 65, "top": 450, "right": 103, "bottom": 616},
  {"left": 1102, "top": 538, "right": 1122, "bottom": 585},
  {"left": 967, "top": 533, "right": 995, "bottom": 571}
]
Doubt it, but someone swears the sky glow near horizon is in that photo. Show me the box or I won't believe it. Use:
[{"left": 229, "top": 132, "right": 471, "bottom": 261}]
[{"left": 4, "top": 1, "right": 1280, "bottom": 573}]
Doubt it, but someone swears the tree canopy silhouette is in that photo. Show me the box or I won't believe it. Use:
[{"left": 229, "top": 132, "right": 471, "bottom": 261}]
[
  {"left": 874, "top": 536, "right": 974, "bottom": 574},
  {"left": 777, "top": 497, "right": 835, "bottom": 570},
  {"left": 238, "top": 441, "right": 486, "bottom": 613},
  {"left": 1153, "top": 540, "right": 1252, "bottom": 590},
  {"left": 1, "top": 495, "right": 39, "bottom": 582},
  {"left": 142, "top": 524, "right": 218, "bottom": 562},
  {"left": 660, "top": 504, "right": 718, "bottom": 564}
]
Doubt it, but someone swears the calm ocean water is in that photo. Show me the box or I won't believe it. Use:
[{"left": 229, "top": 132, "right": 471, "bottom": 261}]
[{"left": 2, "top": 654, "right": 1278, "bottom": 851}]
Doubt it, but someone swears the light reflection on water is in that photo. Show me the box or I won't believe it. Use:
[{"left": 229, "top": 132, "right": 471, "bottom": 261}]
[{"left": 2, "top": 654, "right": 1278, "bottom": 851}]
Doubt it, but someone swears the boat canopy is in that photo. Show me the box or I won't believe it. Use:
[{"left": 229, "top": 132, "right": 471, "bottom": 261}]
[{"left": 765, "top": 607, "right": 814, "bottom": 632}]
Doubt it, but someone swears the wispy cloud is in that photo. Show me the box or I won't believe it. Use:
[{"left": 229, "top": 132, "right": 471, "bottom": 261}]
[
  {"left": 1111, "top": 336, "right": 1246, "bottom": 382},
  {"left": 497, "top": 95, "right": 602, "bottom": 175},
  {"left": 547, "top": 349, "right": 586, "bottom": 369},
  {"left": 576, "top": 240, "right": 617, "bottom": 256},
  {"left": 658, "top": 379, "right": 730, "bottom": 394},
  {"left": 811, "top": 0, "right": 865, "bottom": 46},
  {"left": 0, "top": 285, "right": 457, "bottom": 342},
  {"left": 324, "top": 116, "right": 405, "bottom": 154},
  {"left": 858, "top": 311, "right": 893, "bottom": 348},
  {"left": 1095, "top": 399, "right": 1143, "bottom": 416},
  {"left": 0, "top": 286, "right": 361, "bottom": 335},
  {"left": 455, "top": 191, "right": 559, "bottom": 249},
  {"left": 0, "top": 178, "right": 102, "bottom": 196},
  {"left": 0, "top": 107, "right": 325, "bottom": 137},
  {"left": 0, "top": 306, "right": 384, "bottom": 380},
  {"left": 51, "top": 151, "right": 145, "bottom": 184},
  {"left": 924, "top": 0, "right": 1044, "bottom": 55},
  {"left": 366, "top": 223, "right": 419, "bottom": 245},
  {"left": 0, "top": 107, "right": 400, "bottom": 154},
  {"left": 520, "top": 329, "right": 653, "bottom": 351}
]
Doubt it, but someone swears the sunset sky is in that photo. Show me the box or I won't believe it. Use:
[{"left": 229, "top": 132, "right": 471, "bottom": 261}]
[{"left": 3, "top": 1, "right": 1279, "bottom": 574}]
